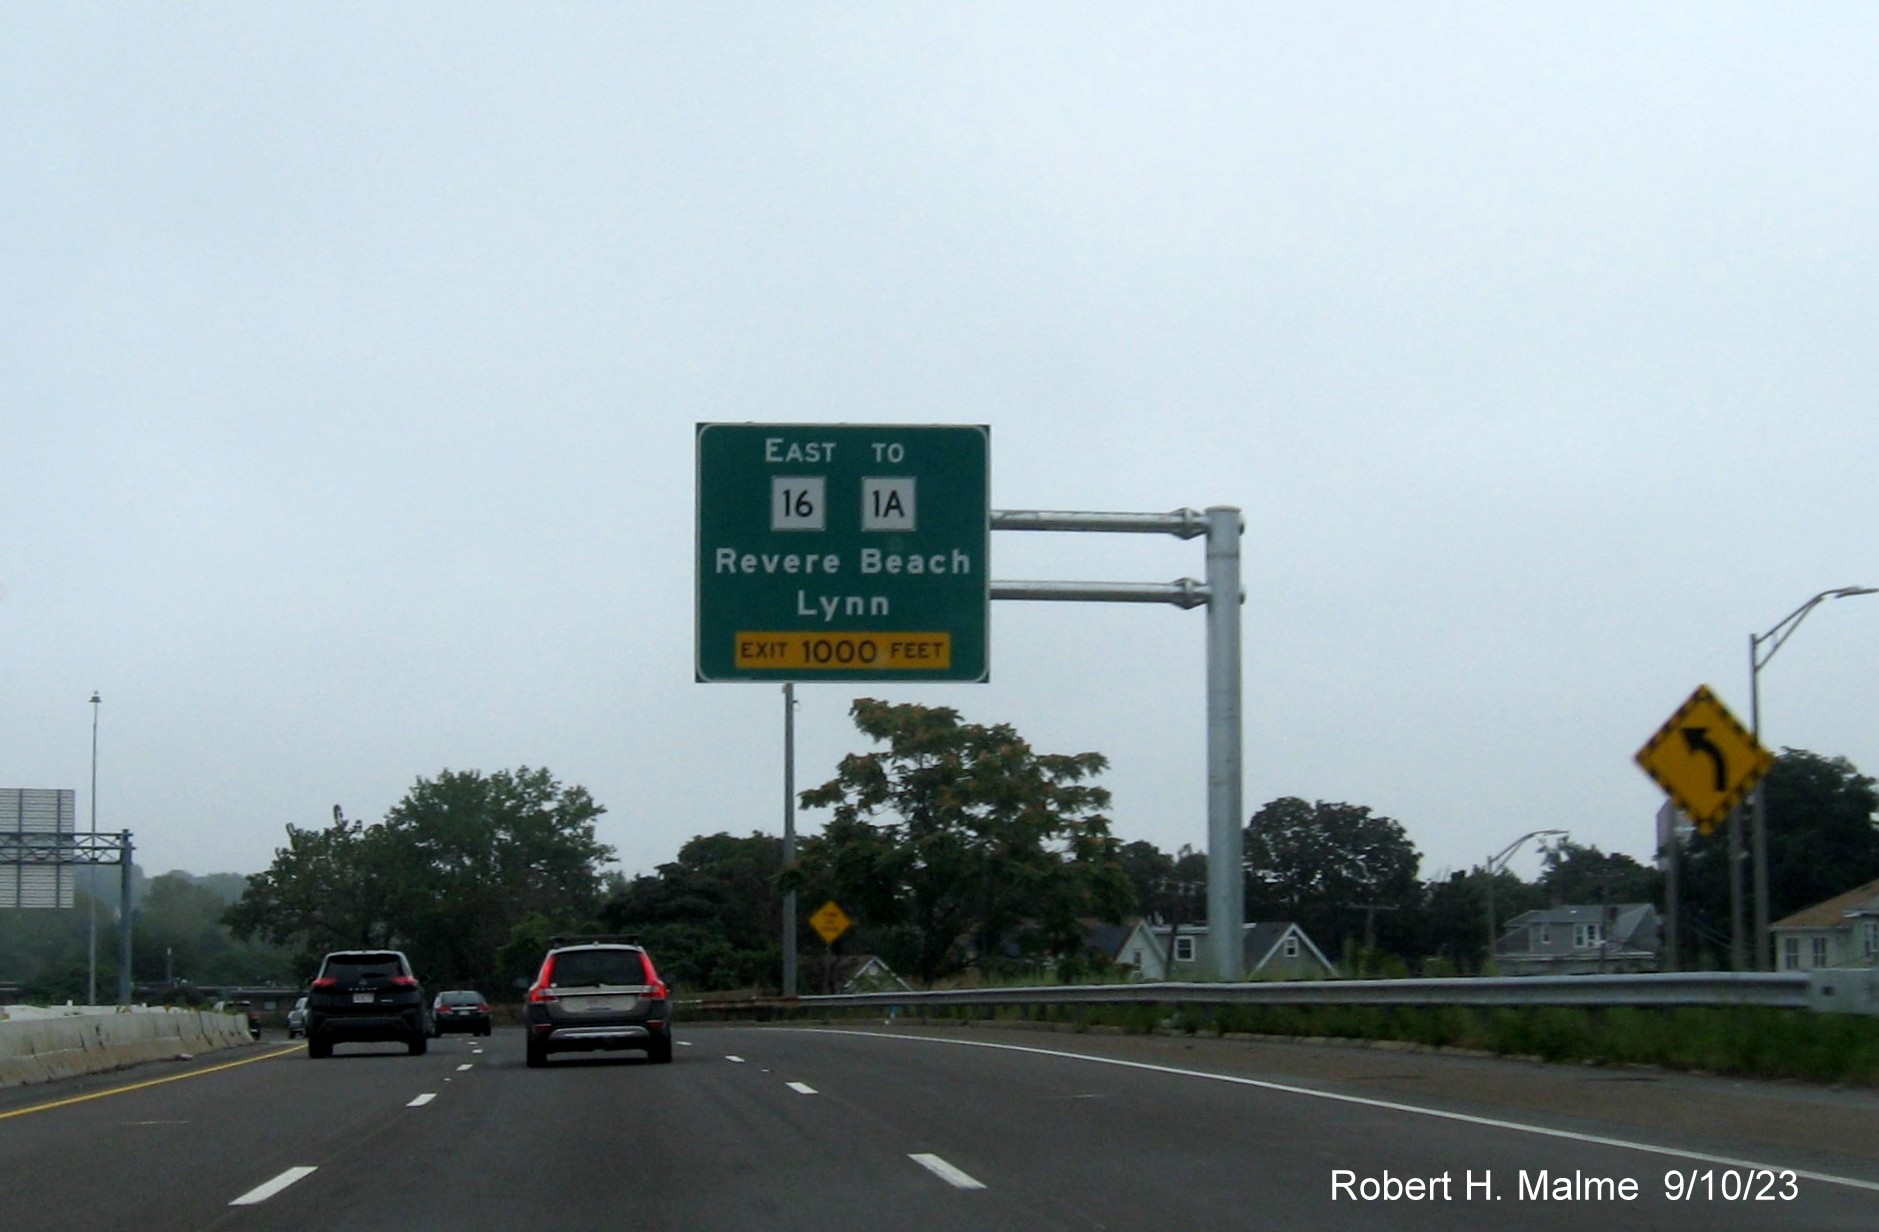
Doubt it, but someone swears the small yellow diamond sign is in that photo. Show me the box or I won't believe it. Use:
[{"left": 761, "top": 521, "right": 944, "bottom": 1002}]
[
  {"left": 808, "top": 900, "right": 852, "bottom": 945},
  {"left": 1635, "top": 685, "right": 1775, "bottom": 834}
]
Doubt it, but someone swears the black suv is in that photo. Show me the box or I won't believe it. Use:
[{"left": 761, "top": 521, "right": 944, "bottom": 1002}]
[
  {"left": 305, "top": 949, "right": 429, "bottom": 1058},
  {"left": 523, "top": 938, "right": 672, "bottom": 1067},
  {"left": 219, "top": 1000, "right": 262, "bottom": 1040}
]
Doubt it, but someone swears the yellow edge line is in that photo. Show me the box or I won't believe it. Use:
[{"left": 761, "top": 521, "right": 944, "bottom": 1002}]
[{"left": 0, "top": 1044, "right": 301, "bottom": 1121}]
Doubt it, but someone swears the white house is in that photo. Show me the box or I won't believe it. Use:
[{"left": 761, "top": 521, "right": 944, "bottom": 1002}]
[
  {"left": 1770, "top": 877, "right": 1879, "bottom": 972},
  {"left": 1492, "top": 904, "right": 1662, "bottom": 975},
  {"left": 1110, "top": 921, "right": 1338, "bottom": 980}
]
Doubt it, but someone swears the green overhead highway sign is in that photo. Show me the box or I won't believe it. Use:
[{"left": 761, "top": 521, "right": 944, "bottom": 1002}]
[{"left": 695, "top": 424, "right": 989, "bottom": 682}]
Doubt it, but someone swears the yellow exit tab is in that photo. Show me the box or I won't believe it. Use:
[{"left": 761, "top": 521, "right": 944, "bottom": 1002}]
[{"left": 734, "top": 632, "right": 952, "bottom": 671}]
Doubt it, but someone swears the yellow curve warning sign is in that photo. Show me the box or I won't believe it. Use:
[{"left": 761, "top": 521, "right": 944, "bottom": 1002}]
[{"left": 1635, "top": 685, "right": 1775, "bottom": 834}]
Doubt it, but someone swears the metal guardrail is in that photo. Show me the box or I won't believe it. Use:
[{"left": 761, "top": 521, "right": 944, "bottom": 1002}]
[{"left": 688, "top": 971, "right": 1817, "bottom": 1015}]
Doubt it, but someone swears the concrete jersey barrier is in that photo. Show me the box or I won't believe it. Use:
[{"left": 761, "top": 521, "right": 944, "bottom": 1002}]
[{"left": 0, "top": 1009, "right": 256, "bottom": 1088}]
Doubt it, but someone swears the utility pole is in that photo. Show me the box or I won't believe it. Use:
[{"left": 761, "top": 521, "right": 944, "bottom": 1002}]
[
  {"left": 1483, "top": 829, "right": 1566, "bottom": 974},
  {"left": 1749, "top": 587, "right": 1876, "bottom": 969}
]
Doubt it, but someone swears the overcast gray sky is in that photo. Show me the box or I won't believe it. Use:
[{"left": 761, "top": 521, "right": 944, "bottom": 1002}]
[{"left": 6, "top": 4, "right": 1875, "bottom": 891}]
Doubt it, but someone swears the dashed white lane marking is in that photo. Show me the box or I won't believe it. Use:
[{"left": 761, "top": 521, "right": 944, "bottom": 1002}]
[
  {"left": 725, "top": 1055, "right": 746, "bottom": 1063},
  {"left": 230, "top": 1166, "right": 317, "bottom": 1206},
  {"left": 407, "top": 1093, "right": 437, "bottom": 1107},
  {"left": 678, "top": 1040, "right": 694, "bottom": 1047},
  {"left": 787, "top": 1081, "right": 817, "bottom": 1095},
  {"left": 910, "top": 1153, "right": 986, "bottom": 1190},
  {"left": 816, "top": 1029, "right": 1879, "bottom": 1196},
  {"left": 456, "top": 1063, "right": 473, "bottom": 1071}
]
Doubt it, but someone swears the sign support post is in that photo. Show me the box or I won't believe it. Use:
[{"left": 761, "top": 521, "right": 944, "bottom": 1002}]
[
  {"left": 698, "top": 427, "right": 1247, "bottom": 984},
  {"left": 1202, "top": 507, "right": 1244, "bottom": 985},
  {"left": 782, "top": 682, "right": 797, "bottom": 999},
  {"left": 1635, "top": 685, "right": 1775, "bottom": 971}
]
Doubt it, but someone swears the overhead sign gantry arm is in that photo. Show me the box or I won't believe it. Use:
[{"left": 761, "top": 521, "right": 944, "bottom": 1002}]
[{"left": 992, "top": 506, "right": 1245, "bottom": 982}]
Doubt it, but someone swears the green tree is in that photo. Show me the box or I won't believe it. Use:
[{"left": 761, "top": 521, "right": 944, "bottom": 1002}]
[
  {"left": 1416, "top": 870, "right": 1516, "bottom": 974},
  {"left": 1117, "top": 840, "right": 1208, "bottom": 924},
  {"left": 1536, "top": 840, "right": 1661, "bottom": 907},
  {"left": 228, "top": 767, "right": 614, "bottom": 988},
  {"left": 134, "top": 872, "right": 295, "bottom": 988},
  {"left": 376, "top": 767, "right": 613, "bottom": 988},
  {"left": 796, "top": 699, "right": 1131, "bottom": 985},
  {"left": 600, "top": 832, "right": 785, "bottom": 992},
  {"left": 1678, "top": 749, "right": 1879, "bottom": 966},
  {"left": 1764, "top": 749, "right": 1879, "bottom": 916},
  {"left": 1243, "top": 797, "right": 1423, "bottom": 962},
  {"left": 224, "top": 816, "right": 395, "bottom": 968},
  {"left": 0, "top": 894, "right": 91, "bottom": 1002}
]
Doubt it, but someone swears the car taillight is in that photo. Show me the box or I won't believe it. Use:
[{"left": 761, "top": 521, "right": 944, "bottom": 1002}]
[
  {"left": 312, "top": 977, "right": 338, "bottom": 991},
  {"left": 641, "top": 958, "right": 667, "bottom": 1001},
  {"left": 389, "top": 975, "right": 417, "bottom": 988},
  {"left": 527, "top": 984, "right": 558, "bottom": 1004}
]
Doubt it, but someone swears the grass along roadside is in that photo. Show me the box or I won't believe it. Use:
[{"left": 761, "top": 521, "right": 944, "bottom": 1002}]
[{"left": 737, "top": 1001, "right": 1879, "bottom": 1086}]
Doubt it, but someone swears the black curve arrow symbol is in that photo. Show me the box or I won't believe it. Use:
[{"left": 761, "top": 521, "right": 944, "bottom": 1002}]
[{"left": 1681, "top": 726, "right": 1728, "bottom": 792}]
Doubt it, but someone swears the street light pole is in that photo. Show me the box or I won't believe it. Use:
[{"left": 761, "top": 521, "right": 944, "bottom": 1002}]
[
  {"left": 1749, "top": 586, "right": 1876, "bottom": 970},
  {"left": 1483, "top": 829, "right": 1567, "bottom": 972},
  {"left": 88, "top": 691, "right": 101, "bottom": 1006}
]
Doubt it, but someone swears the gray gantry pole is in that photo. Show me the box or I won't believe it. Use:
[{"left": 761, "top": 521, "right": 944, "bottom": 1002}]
[
  {"left": 1202, "top": 508, "right": 1245, "bottom": 982},
  {"left": 990, "top": 506, "right": 1245, "bottom": 981},
  {"left": 117, "top": 831, "right": 134, "bottom": 1005},
  {"left": 89, "top": 692, "right": 100, "bottom": 1006}
]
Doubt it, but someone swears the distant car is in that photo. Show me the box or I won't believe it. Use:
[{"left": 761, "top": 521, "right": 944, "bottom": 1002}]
[
  {"left": 430, "top": 990, "right": 492, "bottom": 1037},
  {"left": 218, "top": 999, "right": 262, "bottom": 1040},
  {"left": 523, "top": 937, "right": 672, "bottom": 1067},
  {"left": 304, "top": 949, "right": 428, "bottom": 1058},
  {"left": 286, "top": 996, "right": 309, "bottom": 1039}
]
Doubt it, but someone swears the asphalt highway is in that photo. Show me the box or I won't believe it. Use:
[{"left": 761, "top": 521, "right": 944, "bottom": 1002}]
[{"left": 4, "top": 1023, "right": 1879, "bottom": 1230}]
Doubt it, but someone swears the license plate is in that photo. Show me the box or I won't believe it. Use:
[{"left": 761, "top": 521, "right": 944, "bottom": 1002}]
[
  {"left": 352, "top": 992, "right": 374, "bottom": 1004},
  {"left": 575, "top": 995, "right": 639, "bottom": 1013}
]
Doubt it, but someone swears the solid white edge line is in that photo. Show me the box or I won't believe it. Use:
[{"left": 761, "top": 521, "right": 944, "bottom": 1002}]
[
  {"left": 911, "top": 1152, "right": 987, "bottom": 1190},
  {"left": 808, "top": 1028, "right": 1879, "bottom": 1196},
  {"left": 407, "top": 1093, "right": 437, "bottom": 1107},
  {"left": 787, "top": 1081, "right": 818, "bottom": 1094},
  {"left": 229, "top": 1165, "right": 317, "bottom": 1206}
]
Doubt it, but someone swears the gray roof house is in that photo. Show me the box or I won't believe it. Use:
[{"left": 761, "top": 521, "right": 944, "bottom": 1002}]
[
  {"left": 1770, "top": 877, "right": 1879, "bottom": 972},
  {"left": 1493, "top": 904, "right": 1661, "bottom": 975},
  {"left": 1110, "top": 920, "right": 1339, "bottom": 981},
  {"left": 807, "top": 954, "right": 911, "bottom": 995}
]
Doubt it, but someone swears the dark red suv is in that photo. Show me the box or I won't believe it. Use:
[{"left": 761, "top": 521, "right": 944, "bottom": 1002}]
[{"left": 523, "top": 938, "right": 671, "bottom": 1067}]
